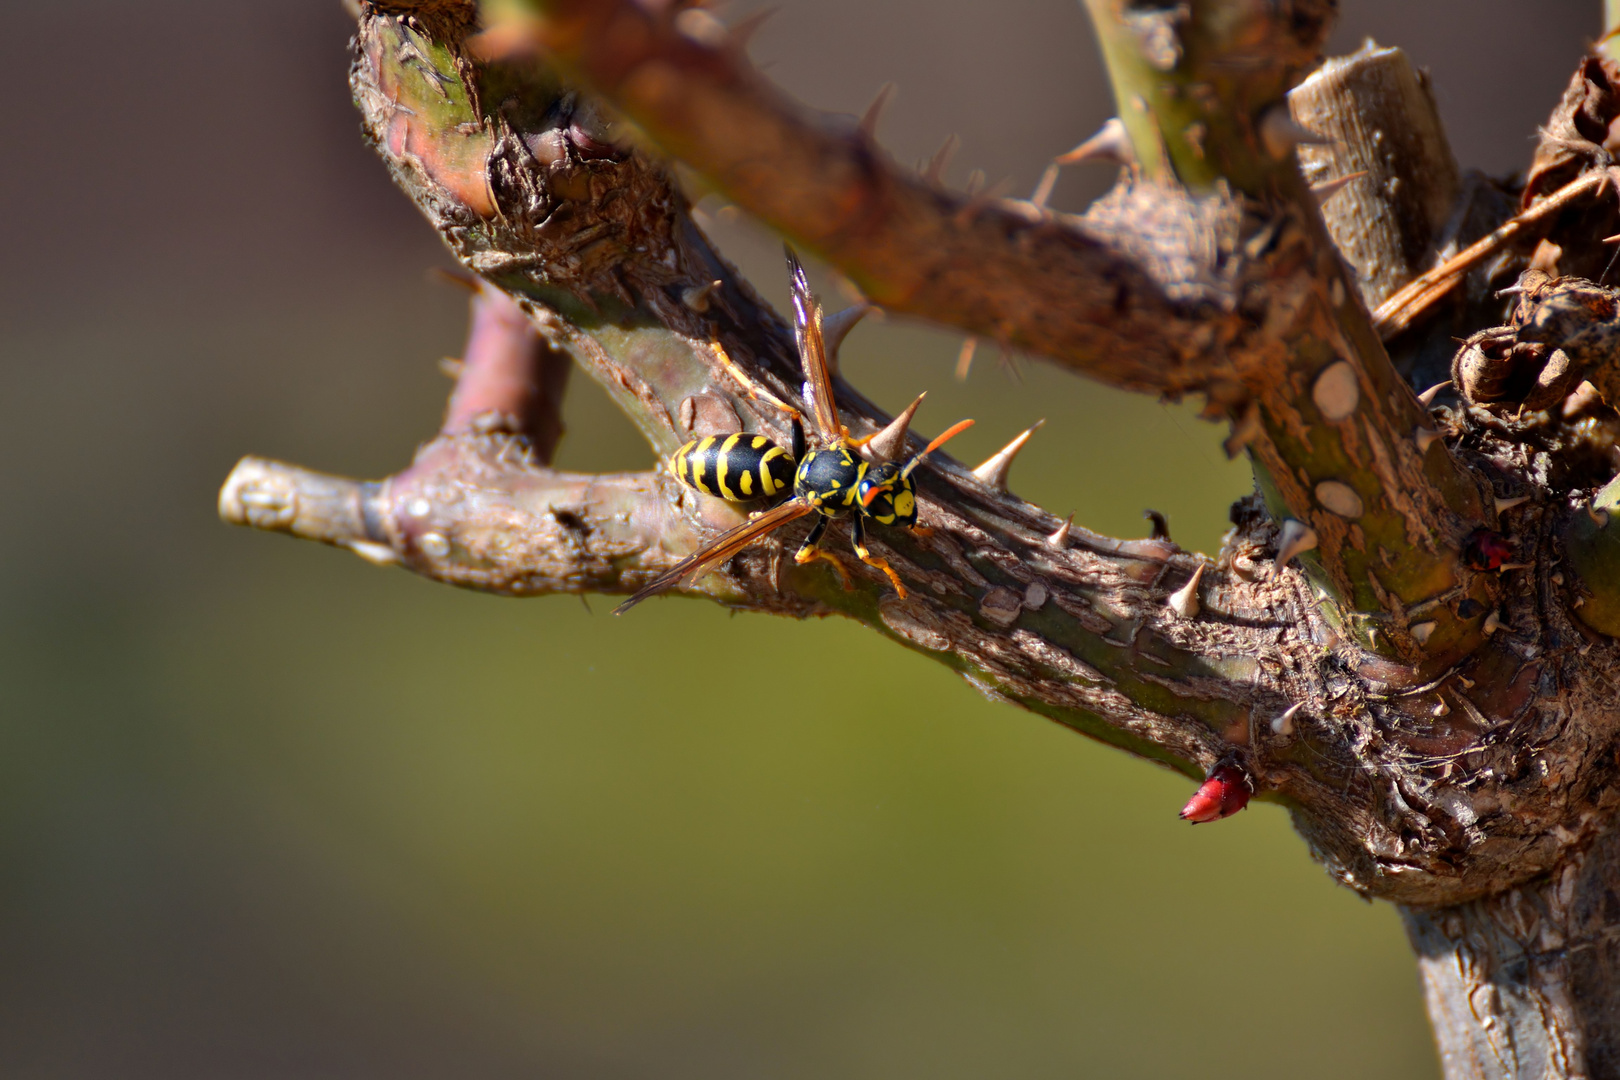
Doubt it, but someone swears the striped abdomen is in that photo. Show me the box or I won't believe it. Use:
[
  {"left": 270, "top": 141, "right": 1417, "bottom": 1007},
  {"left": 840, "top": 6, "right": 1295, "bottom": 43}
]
[{"left": 671, "top": 433, "right": 797, "bottom": 502}]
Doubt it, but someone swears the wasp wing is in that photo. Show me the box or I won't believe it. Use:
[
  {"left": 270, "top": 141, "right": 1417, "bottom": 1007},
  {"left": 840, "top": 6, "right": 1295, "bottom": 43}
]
[
  {"left": 786, "top": 247, "right": 841, "bottom": 443},
  {"left": 613, "top": 500, "right": 815, "bottom": 615}
]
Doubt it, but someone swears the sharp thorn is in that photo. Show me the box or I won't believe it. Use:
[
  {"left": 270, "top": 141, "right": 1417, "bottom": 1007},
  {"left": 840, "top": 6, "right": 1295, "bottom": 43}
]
[
  {"left": 964, "top": 169, "right": 985, "bottom": 197},
  {"left": 1055, "top": 117, "right": 1134, "bottom": 166},
  {"left": 1260, "top": 105, "right": 1332, "bottom": 160},
  {"left": 1310, "top": 170, "right": 1368, "bottom": 205},
  {"left": 1415, "top": 427, "right": 1440, "bottom": 455},
  {"left": 682, "top": 279, "right": 723, "bottom": 313},
  {"left": 1271, "top": 519, "right": 1318, "bottom": 576},
  {"left": 1167, "top": 563, "right": 1204, "bottom": 618},
  {"left": 1493, "top": 494, "right": 1530, "bottom": 516},
  {"left": 860, "top": 392, "right": 926, "bottom": 463},
  {"left": 1495, "top": 283, "right": 1527, "bottom": 296},
  {"left": 726, "top": 6, "right": 777, "bottom": 50},
  {"left": 1222, "top": 400, "right": 1261, "bottom": 458},
  {"left": 674, "top": 7, "right": 729, "bottom": 47},
  {"left": 1271, "top": 702, "right": 1303, "bottom": 737},
  {"left": 859, "top": 82, "right": 897, "bottom": 140},
  {"left": 1410, "top": 621, "right": 1436, "bottom": 646},
  {"left": 1047, "top": 514, "right": 1073, "bottom": 548},
  {"left": 1417, "top": 380, "right": 1451, "bottom": 407},
  {"left": 973, "top": 419, "right": 1045, "bottom": 491},
  {"left": 821, "top": 302, "right": 872, "bottom": 368},
  {"left": 923, "top": 133, "right": 960, "bottom": 186},
  {"left": 1029, "top": 162, "right": 1060, "bottom": 210},
  {"left": 955, "top": 336, "right": 978, "bottom": 381},
  {"left": 1604, "top": 233, "right": 1620, "bottom": 245},
  {"left": 1482, "top": 610, "right": 1503, "bottom": 635}
]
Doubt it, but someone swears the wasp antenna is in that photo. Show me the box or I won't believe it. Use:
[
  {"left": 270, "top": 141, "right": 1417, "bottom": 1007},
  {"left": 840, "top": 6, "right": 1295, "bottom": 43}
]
[
  {"left": 1259, "top": 105, "right": 1332, "bottom": 160},
  {"left": 1270, "top": 519, "right": 1318, "bottom": 577},
  {"left": 862, "top": 392, "right": 926, "bottom": 463},
  {"left": 1055, "top": 117, "right": 1133, "bottom": 166},
  {"left": 902, "top": 418, "right": 976, "bottom": 479},
  {"left": 1310, "top": 170, "right": 1367, "bottom": 206},
  {"left": 823, "top": 302, "right": 873, "bottom": 368},
  {"left": 971, "top": 419, "right": 1044, "bottom": 491},
  {"left": 859, "top": 82, "right": 898, "bottom": 140},
  {"left": 923, "top": 133, "right": 960, "bottom": 186},
  {"left": 1047, "top": 513, "right": 1073, "bottom": 547}
]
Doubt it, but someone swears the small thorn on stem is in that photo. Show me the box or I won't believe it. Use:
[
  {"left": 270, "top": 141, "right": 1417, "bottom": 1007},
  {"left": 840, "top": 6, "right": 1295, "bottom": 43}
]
[
  {"left": 964, "top": 168, "right": 985, "bottom": 197},
  {"left": 923, "top": 133, "right": 960, "bottom": 186},
  {"left": 682, "top": 279, "right": 722, "bottom": 312},
  {"left": 1493, "top": 494, "right": 1530, "bottom": 516},
  {"left": 1029, "top": 163, "right": 1060, "bottom": 210},
  {"left": 1180, "top": 763, "right": 1252, "bottom": 823},
  {"left": 725, "top": 6, "right": 777, "bottom": 51},
  {"left": 973, "top": 420, "right": 1045, "bottom": 491},
  {"left": 860, "top": 393, "right": 926, "bottom": 463},
  {"left": 1410, "top": 621, "right": 1437, "bottom": 646},
  {"left": 1414, "top": 427, "right": 1440, "bottom": 455},
  {"left": 1482, "top": 610, "right": 1503, "bottom": 635},
  {"left": 1047, "top": 514, "right": 1073, "bottom": 548},
  {"left": 1222, "top": 401, "right": 1261, "bottom": 458},
  {"left": 1143, "top": 509, "right": 1170, "bottom": 541},
  {"left": 1417, "top": 380, "right": 1451, "bottom": 407},
  {"left": 1271, "top": 519, "right": 1318, "bottom": 576},
  {"left": 1055, "top": 117, "right": 1134, "bottom": 166},
  {"left": 1260, "top": 105, "right": 1332, "bottom": 160},
  {"left": 1271, "top": 703, "right": 1303, "bottom": 737},
  {"left": 822, "top": 303, "right": 872, "bottom": 364},
  {"left": 859, "top": 82, "right": 897, "bottom": 140},
  {"left": 1310, "top": 170, "right": 1368, "bottom": 206},
  {"left": 1167, "top": 563, "right": 1204, "bottom": 619},
  {"left": 955, "top": 336, "right": 978, "bottom": 381}
]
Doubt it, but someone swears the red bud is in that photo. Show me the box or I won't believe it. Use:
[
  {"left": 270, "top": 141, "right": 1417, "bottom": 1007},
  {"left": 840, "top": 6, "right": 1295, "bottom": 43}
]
[
  {"left": 1180, "top": 763, "right": 1252, "bottom": 823},
  {"left": 1461, "top": 528, "right": 1512, "bottom": 571}
]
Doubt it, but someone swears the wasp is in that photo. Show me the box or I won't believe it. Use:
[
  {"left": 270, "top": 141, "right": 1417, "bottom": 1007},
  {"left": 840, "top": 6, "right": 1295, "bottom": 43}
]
[{"left": 614, "top": 250, "right": 973, "bottom": 614}]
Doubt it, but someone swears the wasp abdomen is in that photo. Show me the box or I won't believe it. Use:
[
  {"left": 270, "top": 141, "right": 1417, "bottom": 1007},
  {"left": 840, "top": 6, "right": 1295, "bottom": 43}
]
[{"left": 672, "top": 433, "right": 796, "bottom": 502}]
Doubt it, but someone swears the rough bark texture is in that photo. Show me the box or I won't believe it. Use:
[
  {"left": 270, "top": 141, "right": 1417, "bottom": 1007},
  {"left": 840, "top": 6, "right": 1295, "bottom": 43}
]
[{"left": 218, "top": 1, "right": 1620, "bottom": 1075}]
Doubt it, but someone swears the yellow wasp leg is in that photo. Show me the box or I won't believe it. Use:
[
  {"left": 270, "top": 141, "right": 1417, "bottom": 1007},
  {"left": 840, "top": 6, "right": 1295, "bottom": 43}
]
[
  {"left": 852, "top": 516, "right": 907, "bottom": 598},
  {"left": 709, "top": 335, "right": 802, "bottom": 423},
  {"left": 908, "top": 523, "right": 935, "bottom": 540},
  {"left": 794, "top": 514, "right": 853, "bottom": 590}
]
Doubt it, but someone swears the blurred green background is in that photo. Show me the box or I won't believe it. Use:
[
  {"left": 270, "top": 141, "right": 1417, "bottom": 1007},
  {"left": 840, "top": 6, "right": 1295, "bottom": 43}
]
[{"left": 0, "top": 0, "right": 1598, "bottom": 1075}]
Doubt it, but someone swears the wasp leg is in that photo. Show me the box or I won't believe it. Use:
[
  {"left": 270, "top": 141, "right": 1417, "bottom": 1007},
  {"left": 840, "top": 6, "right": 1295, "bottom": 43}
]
[
  {"left": 851, "top": 514, "right": 907, "bottom": 598},
  {"left": 908, "top": 523, "right": 936, "bottom": 540},
  {"left": 794, "top": 513, "right": 853, "bottom": 589},
  {"left": 709, "top": 336, "right": 802, "bottom": 422}
]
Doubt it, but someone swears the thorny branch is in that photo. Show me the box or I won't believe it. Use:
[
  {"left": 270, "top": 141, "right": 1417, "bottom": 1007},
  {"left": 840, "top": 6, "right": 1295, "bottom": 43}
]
[{"left": 220, "top": 0, "right": 1620, "bottom": 938}]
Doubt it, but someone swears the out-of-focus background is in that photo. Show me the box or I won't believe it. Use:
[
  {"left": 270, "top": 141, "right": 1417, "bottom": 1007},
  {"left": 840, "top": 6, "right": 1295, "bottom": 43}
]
[{"left": 0, "top": 1, "right": 1596, "bottom": 1076}]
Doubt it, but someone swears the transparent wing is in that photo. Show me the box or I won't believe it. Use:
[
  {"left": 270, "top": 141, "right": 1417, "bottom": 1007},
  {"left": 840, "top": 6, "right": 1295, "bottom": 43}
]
[
  {"left": 613, "top": 500, "right": 815, "bottom": 615},
  {"left": 786, "top": 247, "right": 841, "bottom": 442}
]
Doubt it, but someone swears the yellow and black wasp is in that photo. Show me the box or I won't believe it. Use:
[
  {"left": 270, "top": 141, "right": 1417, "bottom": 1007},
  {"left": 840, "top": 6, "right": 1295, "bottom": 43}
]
[{"left": 614, "top": 250, "right": 973, "bottom": 614}]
